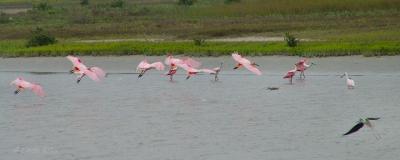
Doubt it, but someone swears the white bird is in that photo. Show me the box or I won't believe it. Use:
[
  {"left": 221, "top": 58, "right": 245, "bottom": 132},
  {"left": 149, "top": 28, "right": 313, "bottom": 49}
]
[{"left": 340, "top": 72, "right": 355, "bottom": 89}]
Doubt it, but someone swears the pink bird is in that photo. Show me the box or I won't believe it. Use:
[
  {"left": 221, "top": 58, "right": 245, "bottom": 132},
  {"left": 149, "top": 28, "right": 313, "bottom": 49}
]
[
  {"left": 67, "top": 55, "right": 106, "bottom": 83},
  {"left": 295, "top": 58, "right": 315, "bottom": 79},
  {"left": 210, "top": 62, "right": 223, "bottom": 81},
  {"left": 136, "top": 59, "right": 165, "bottom": 78},
  {"left": 10, "top": 77, "right": 45, "bottom": 97},
  {"left": 164, "top": 54, "right": 201, "bottom": 81},
  {"left": 232, "top": 52, "right": 262, "bottom": 75},
  {"left": 178, "top": 64, "right": 216, "bottom": 80},
  {"left": 283, "top": 66, "right": 297, "bottom": 84}
]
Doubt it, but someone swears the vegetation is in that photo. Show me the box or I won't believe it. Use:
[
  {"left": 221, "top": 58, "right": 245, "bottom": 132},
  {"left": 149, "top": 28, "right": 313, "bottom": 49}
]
[
  {"left": 26, "top": 27, "right": 57, "bottom": 47},
  {"left": 0, "top": 0, "right": 399, "bottom": 57},
  {"left": 284, "top": 32, "right": 298, "bottom": 47},
  {"left": 1, "top": 40, "right": 399, "bottom": 57}
]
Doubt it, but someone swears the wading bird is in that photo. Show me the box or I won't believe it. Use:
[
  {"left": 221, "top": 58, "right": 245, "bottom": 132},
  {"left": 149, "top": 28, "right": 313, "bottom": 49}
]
[
  {"left": 67, "top": 55, "right": 106, "bottom": 83},
  {"left": 10, "top": 77, "right": 45, "bottom": 97},
  {"left": 136, "top": 59, "right": 165, "bottom": 78},
  {"left": 232, "top": 52, "right": 262, "bottom": 75},
  {"left": 164, "top": 54, "right": 201, "bottom": 81},
  {"left": 295, "top": 58, "right": 315, "bottom": 79},
  {"left": 210, "top": 62, "right": 223, "bottom": 81},
  {"left": 340, "top": 72, "right": 355, "bottom": 89},
  {"left": 179, "top": 64, "right": 216, "bottom": 80},
  {"left": 343, "top": 118, "right": 380, "bottom": 136},
  {"left": 283, "top": 66, "right": 297, "bottom": 84}
]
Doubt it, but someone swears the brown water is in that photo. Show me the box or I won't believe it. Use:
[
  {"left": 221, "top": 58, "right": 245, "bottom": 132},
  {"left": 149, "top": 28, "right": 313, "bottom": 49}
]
[{"left": 1, "top": 56, "right": 400, "bottom": 160}]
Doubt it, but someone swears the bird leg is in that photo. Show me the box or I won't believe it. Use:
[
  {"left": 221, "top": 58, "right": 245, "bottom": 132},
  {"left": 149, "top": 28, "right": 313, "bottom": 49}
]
[
  {"left": 77, "top": 74, "right": 86, "bottom": 83},
  {"left": 14, "top": 88, "right": 21, "bottom": 94}
]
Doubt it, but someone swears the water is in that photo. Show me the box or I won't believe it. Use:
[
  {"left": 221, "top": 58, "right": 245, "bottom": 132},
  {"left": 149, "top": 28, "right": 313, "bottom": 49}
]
[{"left": 1, "top": 56, "right": 400, "bottom": 160}]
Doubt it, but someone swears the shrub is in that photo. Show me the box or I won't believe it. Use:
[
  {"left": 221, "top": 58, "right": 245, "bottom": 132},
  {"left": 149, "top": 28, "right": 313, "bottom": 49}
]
[
  {"left": 284, "top": 32, "right": 298, "bottom": 47},
  {"left": 178, "top": 0, "right": 195, "bottom": 6},
  {"left": 193, "top": 38, "right": 205, "bottom": 46},
  {"left": 33, "top": 2, "right": 52, "bottom": 11},
  {"left": 26, "top": 27, "right": 57, "bottom": 47},
  {"left": 80, "top": 0, "right": 89, "bottom": 6},
  {"left": 225, "top": 0, "right": 240, "bottom": 4},
  {"left": 0, "top": 12, "right": 11, "bottom": 24},
  {"left": 110, "top": 0, "right": 124, "bottom": 8}
]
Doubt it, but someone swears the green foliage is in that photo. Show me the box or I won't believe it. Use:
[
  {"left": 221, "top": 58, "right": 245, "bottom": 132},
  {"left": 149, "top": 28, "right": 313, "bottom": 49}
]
[
  {"left": 193, "top": 38, "right": 205, "bottom": 46},
  {"left": 178, "top": 0, "right": 195, "bottom": 6},
  {"left": 0, "top": 12, "right": 11, "bottom": 24},
  {"left": 33, "top": 2, "right": 53, "bottom": 11},
  {"left": 224, "top": 0, "right": 240, "bottom": 4},
  {"left": 284, "top": 32, "right": 298, "bottom": 47},
  {"left": 2, "top": 40, "right": 399, "bottom": 57},
  {"left": 80, "top": 0, "right": 89, "bottom": 6},
  {"left": 110, "top": 0, "right": 124, "bottom": 8},
  {"left": 26, "top": 27, "right": 57, "bottom": 47}
]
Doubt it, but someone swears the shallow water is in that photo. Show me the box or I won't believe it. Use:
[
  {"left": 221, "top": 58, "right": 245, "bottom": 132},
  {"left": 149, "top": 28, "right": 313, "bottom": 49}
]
[{"left": 1, "top": 56, "right": 400, "bottom": 160}]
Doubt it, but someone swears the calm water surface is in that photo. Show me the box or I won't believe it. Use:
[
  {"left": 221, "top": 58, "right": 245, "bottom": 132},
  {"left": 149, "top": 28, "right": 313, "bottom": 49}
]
[{"left": 1, "top": 56, "right": 400, "bottom": 160}]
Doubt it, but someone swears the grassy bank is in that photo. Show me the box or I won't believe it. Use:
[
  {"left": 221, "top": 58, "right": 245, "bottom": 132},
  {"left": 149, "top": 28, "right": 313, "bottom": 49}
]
[{"left": 1, "top": 40, "right": 399, "bottom": 57}]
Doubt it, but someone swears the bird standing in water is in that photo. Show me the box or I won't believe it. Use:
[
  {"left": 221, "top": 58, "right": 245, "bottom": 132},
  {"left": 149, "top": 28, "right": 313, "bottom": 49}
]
[
  {"left": 295, "top": 58, "right": 315, "bottom": 79},
  {"left": 283, "top": 65, "right": 297, "bottom": 84},
  {"left": 340, "top": 72, "right": 355, "bottom": 89}
]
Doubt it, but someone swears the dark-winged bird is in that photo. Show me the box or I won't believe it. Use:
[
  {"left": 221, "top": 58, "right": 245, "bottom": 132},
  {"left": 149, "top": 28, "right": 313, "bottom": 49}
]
[{"left": 343, "top": 118, "right": 380, "bottom": 136}]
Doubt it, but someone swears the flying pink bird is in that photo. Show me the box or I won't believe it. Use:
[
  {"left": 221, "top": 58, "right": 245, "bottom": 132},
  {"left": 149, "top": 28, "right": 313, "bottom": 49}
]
[
  {"left": 232, "top": 52, "right": 262, "bottom": 75},
  {"left": 283, "top": 66, "right": 297, "bottom": 84},
  {"left": 164, "top": 54, "right": 201, "bottom": 81},
  {"left": 178, "top": 64, "right": 216, "bottom": 80},
  {"left": 10, "top": 77, "right": 45, "bottom": 97},
  {"left": 136, "top": 59, "right": 165, "bottom": 78},
  {"left": 295, "top": 58, "right": 315, "bottom": 79},
  {"left": 67, "top": 55, "right": 106, "bottom": 83}
]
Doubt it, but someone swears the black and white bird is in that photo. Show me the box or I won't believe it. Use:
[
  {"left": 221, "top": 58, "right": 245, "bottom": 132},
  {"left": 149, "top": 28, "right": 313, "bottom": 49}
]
[{"left": 343, "top": 118, "right": 380, "bottom": 136}]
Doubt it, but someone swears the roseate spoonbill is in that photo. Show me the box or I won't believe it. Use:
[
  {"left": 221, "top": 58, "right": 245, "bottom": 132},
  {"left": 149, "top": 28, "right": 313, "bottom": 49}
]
[
  {"left": 283, "top": 66, "right": 297, "bottom": 84},
  {"left": 164, "top": 54, "right": 201, "bottom": 81},
  {"left": 179, "top": 64, "right": 216, "bottom": 80},
  {"left": 10, "top": 77, "right": 45, "bottom": 97},
  {"left": 136, "top": 59, "right": 165, "bottom": 78},
  {"left": 231, "top": 52, "right": 262, "bottom": 75},
  {"left": 67, "top": 55, "right": 106, "bottom": 83},
  {"left": 343, "top": 118, "right": 380, "bottom": 136},
  {"left": 340, "top": 72, "right": 355, "bottom": 89},
  {"left": 295, "top": 58, "right": 315, "bottom": 79},
  {"left": 210, "top": 62, "right": 223, "bottom": 81}
]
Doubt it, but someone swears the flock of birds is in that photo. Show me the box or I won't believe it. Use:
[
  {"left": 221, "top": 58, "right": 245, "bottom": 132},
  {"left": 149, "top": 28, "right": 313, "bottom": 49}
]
[{"left": 9, "top": 52, "right": 377, "bottom": 137}]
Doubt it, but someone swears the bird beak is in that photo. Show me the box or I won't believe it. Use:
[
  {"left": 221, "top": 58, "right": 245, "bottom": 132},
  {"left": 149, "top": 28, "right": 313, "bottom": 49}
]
[
  {"left": 233, "top": 66, "right": 238, "bottom": 69},
  {"left": 138, "top": 74, "right": 143, "bottom": 78},
  {"left": 69, "top": 70, "right": 74, "bottom": 74},
  {"left": 14, "top": 90, "right": 20, "bottom": 94}
]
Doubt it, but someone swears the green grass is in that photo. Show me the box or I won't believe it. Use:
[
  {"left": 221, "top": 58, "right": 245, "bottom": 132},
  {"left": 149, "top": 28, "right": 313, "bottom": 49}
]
[
  {"left": 1, "top": 40, "right": 399, "bottom": 57},
  {"left": 1, "top": 0, "right": 400, "bottom": 57}
]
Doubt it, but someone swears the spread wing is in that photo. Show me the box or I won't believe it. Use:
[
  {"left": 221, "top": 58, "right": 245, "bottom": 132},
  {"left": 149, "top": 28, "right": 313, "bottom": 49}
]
[
  {"left": 232, "top": 52, "right": 251, "bottom": 65},
  {"left": 343, "top": 122, "right": 364, "bottom": 136},
  {"left": 243, "top": 64, "right": 262, "bottom": 75}
]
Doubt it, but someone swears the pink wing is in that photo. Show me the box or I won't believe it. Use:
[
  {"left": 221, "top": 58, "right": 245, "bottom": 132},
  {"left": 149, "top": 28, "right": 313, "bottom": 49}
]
[
  {"left": 66, "top": 55, "right": 82, "bottom": 66},
  {"left": 200, "top": 69, "right": 216, "bottom": 74},
  {"left": 243, "top": 64, "right": 262, "bottom": 75},
  {"left": 177, "top": 63, "right": 197, "bottom": 72},
  {"left": 150, "top": 62, "right": 165, "bottom": 71},
  {"left": 84, "top": 69, "right": 100, "bottom": 82},
  {"left": 90, "top": 67, "right": 106, "bottom": 79},
  {"left": 31, "top": 84, "right": 45, "bottom": 97},
  {"left": 137, "top": 59, "right": 150, "bottom": 70},
  {"left": 183, "top": 58, "right": 201, "bottom": 68},
  {"left": 283, "top": 70, "right": 296, "bottom": 78},
  {"left": 232, "top": 52, "right": 251, "bottom": 65}
]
